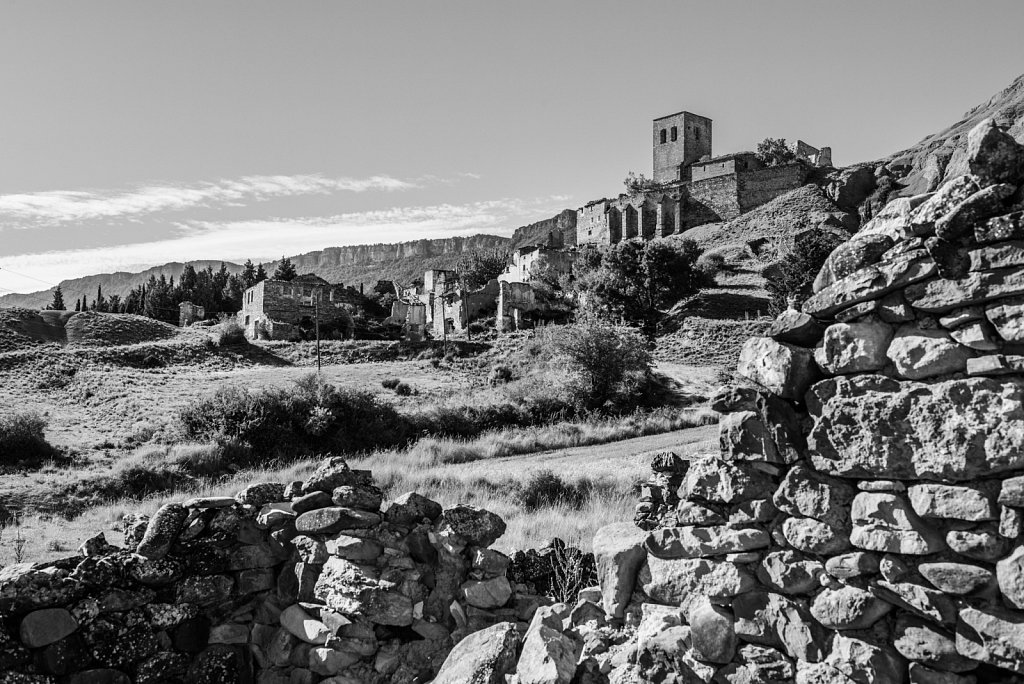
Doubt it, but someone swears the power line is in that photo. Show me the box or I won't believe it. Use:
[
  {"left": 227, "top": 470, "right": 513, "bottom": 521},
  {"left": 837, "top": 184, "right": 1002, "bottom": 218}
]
[{"left": 0, "top": 266, "right": 57, "bottom": 288}]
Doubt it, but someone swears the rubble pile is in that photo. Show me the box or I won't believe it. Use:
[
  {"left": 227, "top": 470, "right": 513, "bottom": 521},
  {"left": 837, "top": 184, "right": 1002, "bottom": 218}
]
[{"left": 0, "top": 457, "right": 542, "bottom": 683}]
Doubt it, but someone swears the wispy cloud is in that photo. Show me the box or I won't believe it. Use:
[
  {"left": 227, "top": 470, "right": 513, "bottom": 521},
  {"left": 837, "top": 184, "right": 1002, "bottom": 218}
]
[
  {"left": 0, "top": 195, "right": 573, "bottom": 292},
  {"left": 0, "top": 174, "right": 417, "bottom": 228}
]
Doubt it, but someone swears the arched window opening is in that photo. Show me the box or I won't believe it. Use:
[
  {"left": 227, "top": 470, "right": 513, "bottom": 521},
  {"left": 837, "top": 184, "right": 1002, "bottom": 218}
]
[
  {"left": 671, "top": 126, "right": 678, "bottom": 142},
  {"left": 660, "top": 129, "right": 667, "bottom": 144}
]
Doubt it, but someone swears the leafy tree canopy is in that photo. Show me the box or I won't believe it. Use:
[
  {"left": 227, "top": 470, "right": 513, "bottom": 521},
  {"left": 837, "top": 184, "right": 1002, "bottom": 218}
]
[
  {"left": 458, "top": 248, "right": 509, "bottom": 290},
  {"left": 273, "top": 256, "right": 298, "bottom": 281},
  {"left": 764, "top": 229, "right": 845, "bottom": 313},
  {"left": 755, "top": 138, "right": 798, "bottom": 167}
]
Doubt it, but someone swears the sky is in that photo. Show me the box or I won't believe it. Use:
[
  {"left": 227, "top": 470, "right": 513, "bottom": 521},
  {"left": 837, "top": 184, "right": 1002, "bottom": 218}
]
[{"left": 2, "top": 1, "right": 1024, "bottom": 294}]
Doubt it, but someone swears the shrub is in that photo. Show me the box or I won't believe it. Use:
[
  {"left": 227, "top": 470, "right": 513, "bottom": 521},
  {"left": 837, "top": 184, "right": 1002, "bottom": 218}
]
[
  {"left": 381, "top": 378, "right": 401, "bottom": 390},
  {"left": 515, "top": 470, "right": 588, "bottom": 511},
  {"left": 178, "top": 374, "right": 409, "bottom": 456},
  {"left": 0, "top": 411, "right": 56, "bottom": 466},
  {"left": 551, "top": 322, "right": 653, "bottom": 412},
  {"left": 764, "top": 229, "right": 845, "bottom": 313},
  {"left": 488, "top": 364, "right": 513, "bottom": 386},
  {"left": 217, "top": 322, "right": 247, "bottom": 347},
  {"left": 394, "top": 382, "right": 413, "bottom": 396}
]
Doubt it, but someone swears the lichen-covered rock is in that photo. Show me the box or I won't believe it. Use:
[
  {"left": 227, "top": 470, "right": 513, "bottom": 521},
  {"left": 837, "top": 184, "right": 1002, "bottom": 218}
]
[
  {"left": 0, "top": 564, "right": 81, "bottom": 616},
  {"left": 234, "top": 482, "right": 285, "bottom": 507},
  {"left": 294, "top": 507, "right": 381, "bottom": 534},
  {"left": 135, "top": 503, "right": 188, "bottom": 561},
  {"left": 302, "top": 457, "right": 371, "bottom": 494},
  {"left": 331, "top": 484, "right": 383, "bottom": 512},
  {"left": 757, "top": 550, "right": 823, "bottom": 594},
  {"left": 908, "top": 483, "right": 998, "bottom": 521},
  {"left": 886, "top": 326, "right": 973, "bottom": 380},
  {"left": 774, "top": 465, "right": 855, "bottom": 530},
  {"left": 814, "top": 234, "right": 896, "bottom": 293},
  {"left": 437, "top": 505, "right": 506, "bottom": 547},
  {"left": 803, "top": 249, "right": 937, "bottom": 319},
  {"left": 808, "top": 375, "right": 1024, "bottom": 481},
  {"left": 382, "top": 491, "right": 443, "bottom": 525},
  {"left": 966, "top": 117, "right": 1024, "bottom": 186},
  {"left": 956, "top": 606, "right": 1024, "bottom": 673},
  {"left": 781, "top": 517, "right": 850, "bottom": 555}
]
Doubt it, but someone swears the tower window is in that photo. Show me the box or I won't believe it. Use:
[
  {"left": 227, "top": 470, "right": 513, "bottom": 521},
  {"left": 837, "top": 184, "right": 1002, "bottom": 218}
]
[
  {"left": 695, "top": 127, "right": 701, "bottom": 141},
  {"left": 671, "top": 126, "right": 678, "bottom": 142},
  {"left": 660, "top": 129, "right": 667, "bottom": 144}
]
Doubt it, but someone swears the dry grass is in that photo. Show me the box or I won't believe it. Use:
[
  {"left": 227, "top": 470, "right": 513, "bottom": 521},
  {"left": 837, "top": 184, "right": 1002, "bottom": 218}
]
[{"left": 4, "top": 419, "right": 718, "bottom": 564}]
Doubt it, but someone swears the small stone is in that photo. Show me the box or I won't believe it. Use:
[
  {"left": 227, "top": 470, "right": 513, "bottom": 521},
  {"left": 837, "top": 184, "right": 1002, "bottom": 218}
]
[
  {"left": 894, "top": 614, "right": 977, "bottom": 673},
  {"left": 19, "top": 608, "right": 77, "bottom": 647},
  {"left": 290, "top": 491, "right": 332, "bottom": 514},
  {"left": 950, "top": 321, "right": 1001, "bottom": 351},
  {"left": 919, "top": 562, "right": 994, "bottom": 595},
  {"left": 733, "top": 591, "right": 828, "bottom": 663},
  {"left": 677, "top": 501, "right": 725, "bottom": 526},
  {"left": 302, "top": 457, "right": 371, "bottom": 494},
  {"left": 181, "top": 496, "right": 236, "bottom": 509},
  {"left": 1001, "top": 506, "right": 1023, "bottom": 538},
  {"left": 773, "top": 465, "right": 855, "bottom": 530},
  {"left": 515, "top": 618, "right": 581, "bottom": 684},
  {"left": 308, "top": 647, "right": 359, "bottom": 676},
  {"left": 908, "top": 663, "right": 977, "bottom": 684},
  {"left": 810, "top": 585, "right": 892, "bottom": 630},
  {"left": 908, "top": 483, "right": 998, "bottom": 521},
  {"left": 769, "top": 309, "right": 825, "bottom": 347},
  {"left": 816, "top": 320, "right": 894, "bottom": 374},
  {"left": 687, "top": 596, "right": 736, "bottom": 664},
  {"left": 825, "top": 551, "right": 880, "bottom": 580},
  {"left": 462, "top": 577, "right": 512, "bottom": 609},
  {"left": 279, "top": 604, "right": 331, "bottom": 645},
  {"left": 871, "top": 580, "right": 958, "bottom": 626},
  {"left": 294, "top": 507, "right": 381, "bottom": 535},
  {"left": 644, "top": 525, "right": 769, "bottom": 559},
  {"left": 235, "top": 482, "right": 285, "bottom": 507},
  {"left": 135, "top": 503, "right": 188, "bottom": 560},
  {"left": 757, "top": 550, "right": 823, "bottom": 594},
  {"left": 946, "top": 527, "right": 1008, "bottom": 561},
  {"left": 880, "top": 554, "right": 910, "bottom": 582},
  {"left": 997, "top": 546, "right": 1024, "bottom": 609},
  {"left": 323, "top": 534, "right": 383, "bottom": 562},
  {"left": 956, "top": 605, "right": 1024, "bottom": 673},
  {"left": 437, "top": 505, "right": 506, "bottom": 547},
  {"left": 781, "top": 517, "right": 850, "bottom": 555}
]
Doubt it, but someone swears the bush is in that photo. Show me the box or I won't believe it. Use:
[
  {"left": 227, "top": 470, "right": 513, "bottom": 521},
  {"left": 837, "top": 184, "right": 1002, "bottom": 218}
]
[
  {"left": 764, "top": 229, "right": 845, "bottom": 313},
  {"left": 177, "top": 374, "right": 409, "bottom": 456},
  {"left": 514, "top": 470, "right": 589, "bottom": 511},
  {"left": 0, "top": 411, "right": 56, "bottom": 466},
  {"left": 217, "top": 322, "right": 247, "bottom": 347},
  {"left": 551, "top": 322, "right": 653, "bottom": 412},
  {"left": 394, "top": 382, "right": 413, "bottom": 396},
  {"left": 381, "top": 378, "right": 400, "bottom": 390},
  {"left": 488, "top": 364, "right": 513, "bottom": 386}
]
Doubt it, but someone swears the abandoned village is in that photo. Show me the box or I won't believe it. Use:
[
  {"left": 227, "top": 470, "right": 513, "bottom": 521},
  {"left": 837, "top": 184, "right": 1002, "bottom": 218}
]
[{"left": 225, "top": 111, "right": 830, "bottom": 343}]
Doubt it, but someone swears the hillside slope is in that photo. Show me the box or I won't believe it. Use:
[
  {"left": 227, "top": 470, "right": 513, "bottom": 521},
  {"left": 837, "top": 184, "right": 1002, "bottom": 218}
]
[{"left": 884, "top": 72, "right": 1024, "bottom": 195}]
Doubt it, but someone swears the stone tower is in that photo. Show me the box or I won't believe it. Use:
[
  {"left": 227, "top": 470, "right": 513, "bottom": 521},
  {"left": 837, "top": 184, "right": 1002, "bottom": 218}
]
[{"left": 652, "top": 111, "right": 713, "bottom": 184}]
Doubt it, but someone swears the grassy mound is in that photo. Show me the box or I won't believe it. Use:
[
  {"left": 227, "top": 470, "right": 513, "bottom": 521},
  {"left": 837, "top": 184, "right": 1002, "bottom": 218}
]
[
  {"left": 0, "top": 308, "right": 73, "bottom": 352},
  {"left": 65, "top": 311, "right": 180, "bottom": 346}
]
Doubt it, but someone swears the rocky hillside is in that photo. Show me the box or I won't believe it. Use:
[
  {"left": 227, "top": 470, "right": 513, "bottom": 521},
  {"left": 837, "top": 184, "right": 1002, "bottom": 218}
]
[{"left": 884, "top": 72, "right": 1024, "bottom": 195}]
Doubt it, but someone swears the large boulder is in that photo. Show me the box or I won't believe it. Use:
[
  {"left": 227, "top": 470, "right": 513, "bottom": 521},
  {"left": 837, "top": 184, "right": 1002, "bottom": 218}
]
[
  {"left": 592, "top": 523, "right": 646, "bottom": 620},
  {"left": 638, "top": 557, "right": 756, "bottom": 614},
  {"left": 966, "top": 117, "right": 1024, "bottom": 186},
  {"left": 803, "top": 249, "right": 937, "bottom": 319},
  {"left": 813, "top": 234, "right": 895, "bottom": 293},
  {"left": 433, "top": 622, "right": 519, "bottom": 684},
  {"left": 807, "top": 375, "right": 1024, "bottom": 481}
]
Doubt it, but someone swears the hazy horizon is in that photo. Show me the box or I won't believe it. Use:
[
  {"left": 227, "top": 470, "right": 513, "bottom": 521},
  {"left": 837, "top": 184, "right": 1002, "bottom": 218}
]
[{"left": 2, "top": 0, "right": 1024, "bottom": 294}]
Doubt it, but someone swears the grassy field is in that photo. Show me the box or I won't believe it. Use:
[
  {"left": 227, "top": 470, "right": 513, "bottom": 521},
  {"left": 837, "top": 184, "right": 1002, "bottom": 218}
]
[
  {"left": 0, "top": 312, "right": 727, "bottom": 566},
  {"left": 1, "top": 420, "right": 717, "bottom": 564}
]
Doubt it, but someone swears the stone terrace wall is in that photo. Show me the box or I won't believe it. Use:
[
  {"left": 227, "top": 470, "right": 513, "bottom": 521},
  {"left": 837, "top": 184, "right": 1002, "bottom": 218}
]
[
  {"left": 0, "top": 457, "right": 538, "bottom": 683},
  {"left": 611, "top": 118, "right": 1024, "bottom": 683}
]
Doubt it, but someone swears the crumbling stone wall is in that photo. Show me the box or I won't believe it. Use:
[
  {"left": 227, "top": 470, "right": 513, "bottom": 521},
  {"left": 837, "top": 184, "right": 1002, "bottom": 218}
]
[
  {"left": 606, "top": 118, "right": 1024, "bottom": 682},
  {"left": 0, "top": 458, "right": 533, "bottom": 683}
]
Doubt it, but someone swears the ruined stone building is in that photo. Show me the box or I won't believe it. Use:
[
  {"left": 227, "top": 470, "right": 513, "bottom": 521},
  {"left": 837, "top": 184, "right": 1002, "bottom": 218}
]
[
  {"left": 177, "top": 301, "right": 204, "bottom": 327},
  {"left": 497, "top": 245, "right": 573, "bottom": 285},
  {"left": 577, "top": 111, "right": 832, "bottom": 246},
  {"left": 237, "top": 273, "right": 353, "bottom": 340}
]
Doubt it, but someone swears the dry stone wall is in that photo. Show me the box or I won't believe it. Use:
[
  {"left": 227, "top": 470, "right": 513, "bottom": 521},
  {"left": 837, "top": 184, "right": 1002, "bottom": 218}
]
[
  {"left": 0, "top": 457, "right": 546, "bottom": 684},
  {"left": 608, "top": 118, "right": 1024, "bottom": 683}
]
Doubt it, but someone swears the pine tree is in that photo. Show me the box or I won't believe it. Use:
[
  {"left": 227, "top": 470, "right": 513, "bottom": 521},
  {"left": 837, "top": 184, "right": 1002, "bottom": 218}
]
[
  {"left": 273, "top": 256, "right": 297, "bottom": 281},
  {"left": 94, "top": 285, "right": 106, "bottom": 312},
  {"left": 256, "top": 263, "right": 268, "bottom": 282},
  {"left": 74, "top": 297, "right": 81, "bottom": 312},
  {"left": 47, "top": 285, "right": 66, "bottom": 310},
  {"left": 241, "top": 259, "right": 257, "bottom": 288}
]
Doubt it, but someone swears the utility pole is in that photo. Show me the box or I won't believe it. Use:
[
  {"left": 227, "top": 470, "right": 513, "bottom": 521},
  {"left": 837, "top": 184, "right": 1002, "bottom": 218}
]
[{"left": 314, "top": 288, "right": 322, "bottom": 379}]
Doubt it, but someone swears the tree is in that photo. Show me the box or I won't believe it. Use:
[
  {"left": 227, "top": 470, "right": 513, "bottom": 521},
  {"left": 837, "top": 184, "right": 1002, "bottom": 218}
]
[
  {"left": 255, "top": 263, "right": 268, "bottom": 282},
  {"left": 92, "top": 285, "right": 106, "bottom": 312},
  {"left": 74, "top": 297, "right": 81, "bottom": 312},
  {"left": 755, "top": 138, "right": 797, "bottom": 167},
  {"left": 764, "top": 229, "right": 845, "bottom": 314},
  {"left": 623, "top": 172, "right": 663, "bottom": 195},
  {"left": 241, "top": 259, "right": 257, "bottom": 288},
  {"left": 273, "top": 256, "right": 297, "bottom": 281},
  {"left": 47, "top": 285, "right": 66, "bottom": 311},
  {"left": 552, "top": 321, "right": 652, "bottom": 411},
  {"left": 458, "top": 249, "right": 509, "bottom": 290},
  {"left": 573, "top": 238, "right": 711, "bottom": 332}
]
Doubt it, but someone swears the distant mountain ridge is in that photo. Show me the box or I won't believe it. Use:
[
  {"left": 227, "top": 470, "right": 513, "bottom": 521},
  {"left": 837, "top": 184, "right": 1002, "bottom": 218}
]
[{"left": 0, "top": 210, "right": 577, "bottom": 309}]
